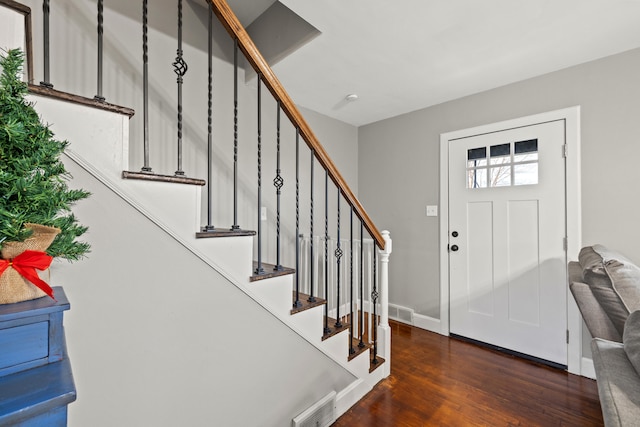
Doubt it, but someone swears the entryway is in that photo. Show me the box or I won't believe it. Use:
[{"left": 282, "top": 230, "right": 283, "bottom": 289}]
[{"left": 439, "top": 107, "right": 583, "bottom": 374}]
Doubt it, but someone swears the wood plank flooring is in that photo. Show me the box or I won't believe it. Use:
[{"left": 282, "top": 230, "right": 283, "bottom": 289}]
[{"left": 332, "top": 320, "right": 603, "bottom": 426}]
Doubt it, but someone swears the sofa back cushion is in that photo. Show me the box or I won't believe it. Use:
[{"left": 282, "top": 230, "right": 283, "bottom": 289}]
[
  {"left": 624, "top": 310, "right": 640, "bottom": 377},
  {"left": 579, "top": 245, "right": 640, "bottom": 336}
]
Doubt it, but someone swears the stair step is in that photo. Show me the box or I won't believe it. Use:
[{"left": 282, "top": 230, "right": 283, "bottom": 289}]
[
  {"left": 321, "top": 317, "right": 350, "bottom": 341},
  {"left": 348, "top": 338, "right": 371, "bottom": 361},
  {"left": 291, "top": 292, "right": 326, "bottom": 314},
  {"left": 250, "top": 262, "right": 295, "bottom": 282},
  {"left": 369, "top": 353, "right": 385, "bottom": 373},
  {"left": 195, "top": 228, "right": 256, "bottom": 238},
  {"left": 29, "top": 84, "right": 135, "bottom": 117},
  {"left": 122, "top": 170, "right": 205, "bottom": 186}
]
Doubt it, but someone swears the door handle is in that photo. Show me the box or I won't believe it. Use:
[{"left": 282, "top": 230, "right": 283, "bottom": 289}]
[
  {"left": 450, "top": 244, "right": 459, "bottom": 252},
  {"left": 452, "top": 231, "right": 459, "bottom": 237}
]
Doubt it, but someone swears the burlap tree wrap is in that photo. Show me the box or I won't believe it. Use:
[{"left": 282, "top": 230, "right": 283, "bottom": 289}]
[{"left": 0, "top": 223, "right": 60, "bottom": 304}]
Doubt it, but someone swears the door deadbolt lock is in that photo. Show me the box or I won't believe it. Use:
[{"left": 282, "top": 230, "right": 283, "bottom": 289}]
[
  {"left": 450, "top": 244, "right": 459, "bottom": 252},
  {"left": 452, "top": 231, "right": 459, "bottom": 237}
]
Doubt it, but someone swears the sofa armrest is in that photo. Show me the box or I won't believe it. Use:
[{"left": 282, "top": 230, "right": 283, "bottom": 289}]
[
  {"left": 591, "top": 338, "right": 640, "bottom": 427},
  {"left": 568, "top": 261, "right": 584, "bottom": 284},
  {"left": 570, "top": 282, "right": 622, "bottom": 342}
]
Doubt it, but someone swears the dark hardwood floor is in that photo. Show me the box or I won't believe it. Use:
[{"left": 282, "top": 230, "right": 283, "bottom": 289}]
[{"left": 333, "top": 320, "right": 603, "bottom": 426}]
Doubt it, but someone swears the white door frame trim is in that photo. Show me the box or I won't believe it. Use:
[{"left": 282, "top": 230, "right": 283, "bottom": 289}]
[{"left": 438, "top": 106, "right": 582, "bottom": 375}]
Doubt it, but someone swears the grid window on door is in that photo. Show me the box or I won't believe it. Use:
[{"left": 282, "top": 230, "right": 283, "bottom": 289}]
[{"left": 467, "top": 139, "right": 538, "bottom": 188}]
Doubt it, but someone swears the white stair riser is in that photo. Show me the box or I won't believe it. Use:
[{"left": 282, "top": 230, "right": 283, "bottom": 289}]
[
  {"left": 29, "top": 95, "right": 130, "bottom": 180},
  {"left": 248, "top": 275, "right": 294, "bottom": 317}
]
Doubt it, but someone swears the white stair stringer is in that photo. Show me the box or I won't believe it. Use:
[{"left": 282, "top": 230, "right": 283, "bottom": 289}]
[
  {"left": 246, "top": 273, "right": 374, "bottom": 379},
  {"left": 34, "top": 94, "right": 384, "bottom": 419}
]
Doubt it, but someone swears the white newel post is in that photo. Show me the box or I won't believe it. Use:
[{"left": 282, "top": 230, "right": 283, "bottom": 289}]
[{"left": 377, "top": 230, "right": 392, "bottom": 377}]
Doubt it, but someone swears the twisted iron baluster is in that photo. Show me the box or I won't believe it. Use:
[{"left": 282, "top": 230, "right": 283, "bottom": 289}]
[
  {"left": 294, "top": 129, "right": 302, "bottom": 308},
  {"left": 255, "top": 76, "right": 264, "bottom": 275},
  {"left": 231, "top": 39, "right": 240, "bottom": 230},
  {"left": 349, "top": 206, "right": 355, "bottom": 355},
  {"left": 324, "top": 170, "right": 330, "bottom": 334},
  {"left": 359, "top": 220, "right": 365, "bottom": 349},
  {"left": 202, "top": 1, "right": 215, "bottom": 232},
  {"left": 173, "top": 0, "right": 188, "bottom": 176},
  {"left": 372, "top": 248, "right": 379, "bottom": 365},
  {"left": 308, "top": 150, "right": 316, "bottom": 302},
  {"left": 40, "top": 0, "right": 53, "bottom": 88},
  {"left": 273, "top": 103, "right": 284, "bottom": 270},
  {"left": 335, "top": 191, "right": 343, "bottom": 328},
  {"left": 141, "top": 0, "right": 152, "bottom": 172},
  {"left": 94, "top": 0, "right": 105, "bottom": 101}
]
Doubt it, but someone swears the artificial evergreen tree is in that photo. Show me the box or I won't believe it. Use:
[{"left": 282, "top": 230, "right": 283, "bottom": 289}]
[{"left": 0, "top": 48, "right": 90, "bottom": 261}]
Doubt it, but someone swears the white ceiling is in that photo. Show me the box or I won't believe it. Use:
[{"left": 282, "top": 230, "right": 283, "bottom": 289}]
[{"left": 228, "top": 0, "right": 640, "bottom": 127}]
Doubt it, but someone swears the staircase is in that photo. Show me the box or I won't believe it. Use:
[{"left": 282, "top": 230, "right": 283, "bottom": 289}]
[{"left": 1, "top": 0, "right": 391, "bottom": 425}]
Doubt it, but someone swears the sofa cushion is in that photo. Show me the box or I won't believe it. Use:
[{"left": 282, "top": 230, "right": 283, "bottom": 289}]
[
  {"left": 624, "top": 310, "right": 640, "bottom": 377},
  {"left": 570, "top": 281, "right": 622, "bottom": 342},
  {"left": 579, "top": 245, "right": 609, "bottom": 271},
  {"left": 579, "top": 245, "right": 640, "bottom": 336}
]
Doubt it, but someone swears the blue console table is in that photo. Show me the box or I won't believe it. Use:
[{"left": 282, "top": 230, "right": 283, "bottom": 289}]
[{"left": 0, "top": 287, "right": 76, "bottom": 426}]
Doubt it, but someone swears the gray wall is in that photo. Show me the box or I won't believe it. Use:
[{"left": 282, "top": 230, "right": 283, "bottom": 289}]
[{"left": 358, "top": 47, "right": 640, "bottom": 320}]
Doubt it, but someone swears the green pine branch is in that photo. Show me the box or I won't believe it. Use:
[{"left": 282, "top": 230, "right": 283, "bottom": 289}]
[{"left": 0, "top": 49, "right": 90, "bottom": 261}]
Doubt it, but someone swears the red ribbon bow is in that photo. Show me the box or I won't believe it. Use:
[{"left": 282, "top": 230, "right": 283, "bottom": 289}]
[{"left": 0, "top": 250, "right": 55, "bottom": 300}]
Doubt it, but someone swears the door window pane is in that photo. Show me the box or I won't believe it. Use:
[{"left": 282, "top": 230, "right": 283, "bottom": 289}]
[
  {"left": 468, "top": 147, "right": 487, "bottom": 160},
  {"left": 514, "top": 163, "right": 538, "bottom": 185},
  {"left": 515, "top": 139, "right": 537, "bottom": 154},
  {"left": 514, "top": 139, "right": 538, "bottom": 163},
  {"left": 490, "top": 166, "right": 511, "bottom": 187},
  {"left": 467, "top": 168, "right": 487, "bottom": 188}
]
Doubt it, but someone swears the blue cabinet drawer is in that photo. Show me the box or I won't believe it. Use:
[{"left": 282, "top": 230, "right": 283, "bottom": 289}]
[
  {"left": 0, "top": 288, "right": 69, "bottom": 378},
  {"left": 0, "top": 321, "right": 49, "bottom": 371}
]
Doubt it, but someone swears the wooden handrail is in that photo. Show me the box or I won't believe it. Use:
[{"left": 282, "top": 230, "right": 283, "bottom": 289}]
[{"left": 209, "top": 0, "right": 385, "bottom": 250}]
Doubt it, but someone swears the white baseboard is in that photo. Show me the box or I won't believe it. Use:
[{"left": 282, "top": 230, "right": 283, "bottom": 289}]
[
  {"left": 413, "top": 313, "right": 442, "bottom": 334},
  {"left": 581, "top": 357, "right": 596, "bottom": 380},
  {"left": 335, "top": 379, "right": 370, "bottom": 419}
]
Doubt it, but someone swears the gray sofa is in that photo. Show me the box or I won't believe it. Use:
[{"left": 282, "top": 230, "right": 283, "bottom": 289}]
[{"left": 569, "top": 245, "right": 640, "bottom": 427}]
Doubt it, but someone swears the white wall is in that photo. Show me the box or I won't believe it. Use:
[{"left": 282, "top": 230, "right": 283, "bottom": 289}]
[
  {"left": 52, "top": 158, "right": 356, "bottom": 426},
  {"left": 358, "top": 48, "right": 640, "bottom": 327}
]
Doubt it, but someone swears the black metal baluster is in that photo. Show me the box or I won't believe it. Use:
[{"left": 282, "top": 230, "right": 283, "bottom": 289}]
[
  {"left": 94, "top": 0, "right": 105, "bottom": 101},
  {"left": 293, "top": 129, "right": 302, "bottom": 308},
  {"left": 202, "top": 1, "right": 215, "bottom": 232},
  {"left": 255, "top": 75, "right": 264, "bottom": 275},
  {"left": 173, "top": 0, "right": 188, "bottom": 176},
  {"left": 273, "top": 103, "right": 283, "bottom": 270},
  {"left": 231, "top": 39, "right": 240, "bottom": 230},
  {"left": 308, "top": 150, "right": 316, "bottom": 302},
  {"left": 335, "top": 191, "right": 343, "bottom": 329},
  {"left": 141, "top": 0, "right": 152, "bottom": 173},
  {"left": 359, "top": 220, "right": 365, "bottom": 349},
  {"left": 40, "top": 0, "right": 53, "bottom": 88},
  {"left": 349, "top": 206, "right": 355, "bottom": 355},
  {"left": 372, "top": 248, "right": 379, "bottom": 365},
  {"left": 323, "top": 170, "right": 330, "bottom": 335}
]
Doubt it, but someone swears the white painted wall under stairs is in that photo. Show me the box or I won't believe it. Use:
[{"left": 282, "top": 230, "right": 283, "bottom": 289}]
[{"left": 31, "top": 89, "right": 386, "bottom": 424}]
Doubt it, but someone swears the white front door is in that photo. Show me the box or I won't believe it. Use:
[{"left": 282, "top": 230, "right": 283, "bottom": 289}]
[{"left": 448, "top": 119, "right": 567, "bottom": 365}]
